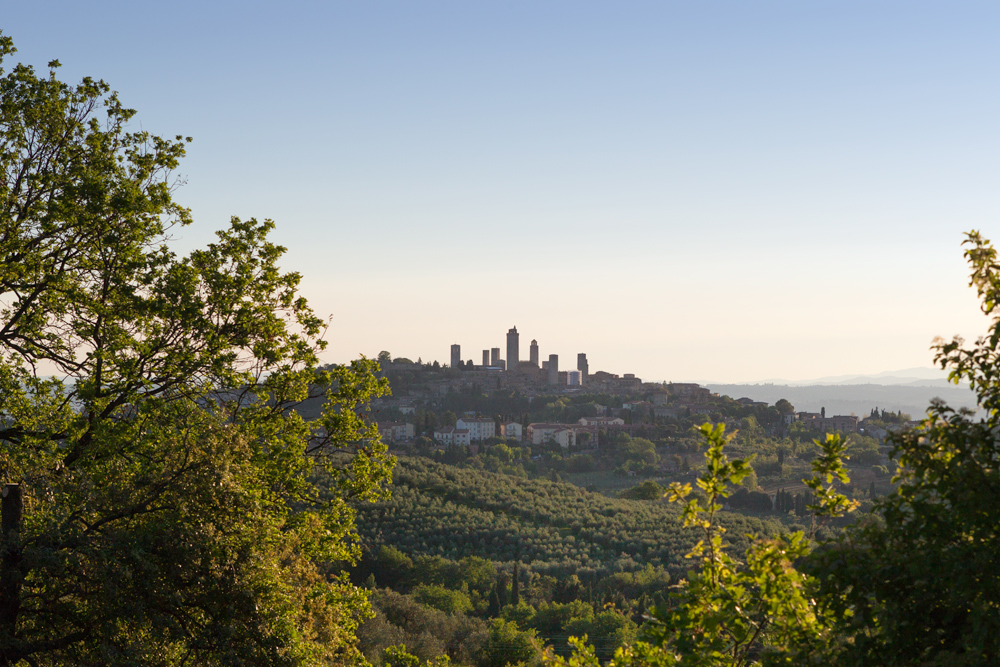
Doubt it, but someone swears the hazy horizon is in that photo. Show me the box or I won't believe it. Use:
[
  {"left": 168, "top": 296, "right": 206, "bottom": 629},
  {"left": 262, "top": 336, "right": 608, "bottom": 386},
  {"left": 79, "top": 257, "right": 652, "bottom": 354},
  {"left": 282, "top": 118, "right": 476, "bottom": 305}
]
[{"left": 6, "top": 2, "right": 998, "bottom": 383}]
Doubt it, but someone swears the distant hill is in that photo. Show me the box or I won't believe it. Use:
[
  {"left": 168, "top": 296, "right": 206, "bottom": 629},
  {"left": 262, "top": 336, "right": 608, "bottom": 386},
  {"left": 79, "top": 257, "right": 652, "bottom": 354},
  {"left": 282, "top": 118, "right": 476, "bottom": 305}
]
[
  {"left": 704, "top": 382, "right": 978, "bottom": 418},
  {"left": 732, "top": 366, "right": 953, "bottom": 386}
]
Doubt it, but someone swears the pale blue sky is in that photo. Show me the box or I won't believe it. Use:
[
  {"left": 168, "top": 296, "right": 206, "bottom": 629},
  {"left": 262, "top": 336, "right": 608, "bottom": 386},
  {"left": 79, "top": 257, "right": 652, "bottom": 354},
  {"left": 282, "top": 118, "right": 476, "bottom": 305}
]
[{"left": 4, "top": 2, "right": 998, "bottom": 381}]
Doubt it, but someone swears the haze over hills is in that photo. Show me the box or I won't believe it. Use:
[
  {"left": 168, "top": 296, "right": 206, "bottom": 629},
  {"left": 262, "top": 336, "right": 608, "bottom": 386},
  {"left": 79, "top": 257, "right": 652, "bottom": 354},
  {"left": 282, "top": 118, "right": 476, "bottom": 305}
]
[
  {"left": 704, "top": 368, "right": 977, "bottom": 418},
  {"left": 744, "top": 367, "right": 954, "bottom": 387}
]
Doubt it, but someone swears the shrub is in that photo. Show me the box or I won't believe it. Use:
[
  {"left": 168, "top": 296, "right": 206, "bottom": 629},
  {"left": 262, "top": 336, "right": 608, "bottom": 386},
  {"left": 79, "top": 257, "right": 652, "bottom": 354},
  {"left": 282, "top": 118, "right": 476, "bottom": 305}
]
[{"left": 620, "top": 480, "right": 665, "bottom": 500}]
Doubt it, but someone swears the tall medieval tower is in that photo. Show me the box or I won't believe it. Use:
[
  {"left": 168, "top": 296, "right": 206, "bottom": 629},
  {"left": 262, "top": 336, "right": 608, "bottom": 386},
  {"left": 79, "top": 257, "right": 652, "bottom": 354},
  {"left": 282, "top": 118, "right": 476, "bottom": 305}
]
[{"left": 506, "top": 327, "right": 519, "bottom": 373}]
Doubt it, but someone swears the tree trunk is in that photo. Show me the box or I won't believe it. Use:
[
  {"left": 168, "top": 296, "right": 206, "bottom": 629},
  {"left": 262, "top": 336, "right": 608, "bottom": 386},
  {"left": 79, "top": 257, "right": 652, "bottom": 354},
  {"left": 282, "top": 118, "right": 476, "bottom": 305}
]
[{"left": 0, "top": 484, "right": 23, "bottom": 665}]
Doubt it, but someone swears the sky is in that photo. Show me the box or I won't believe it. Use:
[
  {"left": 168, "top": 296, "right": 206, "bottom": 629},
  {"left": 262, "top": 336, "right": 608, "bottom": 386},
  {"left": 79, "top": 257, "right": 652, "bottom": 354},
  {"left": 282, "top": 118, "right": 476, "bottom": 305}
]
[{"left": 4, "top": 2, "right": 999, "bottom": 383}]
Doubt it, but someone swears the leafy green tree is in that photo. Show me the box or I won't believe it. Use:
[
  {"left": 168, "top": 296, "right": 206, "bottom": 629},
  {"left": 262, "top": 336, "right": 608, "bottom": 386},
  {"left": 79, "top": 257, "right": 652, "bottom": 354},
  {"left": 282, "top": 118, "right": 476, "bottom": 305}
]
[
  {"left": 548, "top": 424, "right": 857, "bottom": 667},
  {"left": 501, "top": 602, "right": 536, "bottom": 628},
  {"left": 844, "top": 433, "right": 881, "bottom": 465},
  {"left": 565, "top": 454, "right": 596, "bottom": 473},
  {"left": 359, "top": 589, "right": 487, "bottom": 666},
  {"left": 409, "top": 554, "right": 460, "bottom": 588},
  {"left": 459, "top": 556, "right": 497, "bottom": 595},
  {"left": 374, "top": 545, "right": 415, "bottom": 588},
  {"left": 479, "top": 619, "right": 543, "bottom": 667},
  {"left": 412, "top": 585, "right": 473, "bottom": 615},
  {"left": 620, "top": 437, "right": 658, "bottom": 465},
  {"left": 807, "top": 230, "right": 1000, "bottom": 665},
  {"left": 531, "top": 600, "right": 594, "bottom": 635},
  {"left": 564, "top": 610, "right": 636, "bottom": 662},
  {"left": 384, "top": 644, "right": 421, "bottom": 667},
  {"left": 0, "top": 36, "right": 393, "bottom": 666},
  {"left": 383, "top": 644, "right": 451, "bottom": 667},
  {"left": 620, "top": 480, "right": 664, "bottom": 500}
]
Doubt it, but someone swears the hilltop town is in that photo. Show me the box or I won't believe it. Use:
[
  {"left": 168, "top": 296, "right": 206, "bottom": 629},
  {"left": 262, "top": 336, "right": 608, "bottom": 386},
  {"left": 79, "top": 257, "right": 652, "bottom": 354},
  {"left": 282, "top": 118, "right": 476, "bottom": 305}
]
[{"left": 365, "top": 325, "right": 909, "bottom": 452}]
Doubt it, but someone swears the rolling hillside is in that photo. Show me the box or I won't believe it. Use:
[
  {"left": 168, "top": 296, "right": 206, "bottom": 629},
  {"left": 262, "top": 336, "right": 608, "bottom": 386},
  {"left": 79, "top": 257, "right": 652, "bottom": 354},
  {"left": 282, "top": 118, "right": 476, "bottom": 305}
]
[{"left": 353, "top": 457, "right": 785, "bottom": 577}]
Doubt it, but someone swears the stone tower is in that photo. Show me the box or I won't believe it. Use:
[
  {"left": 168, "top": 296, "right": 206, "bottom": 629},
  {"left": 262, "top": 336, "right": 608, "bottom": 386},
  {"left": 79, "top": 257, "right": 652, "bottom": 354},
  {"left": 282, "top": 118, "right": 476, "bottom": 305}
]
[
  {"left": 530, "top": 339, "right": 539, "bottom": 366},
  {"left": 506, "top": 327, "right": 519, "bottom": 373}
]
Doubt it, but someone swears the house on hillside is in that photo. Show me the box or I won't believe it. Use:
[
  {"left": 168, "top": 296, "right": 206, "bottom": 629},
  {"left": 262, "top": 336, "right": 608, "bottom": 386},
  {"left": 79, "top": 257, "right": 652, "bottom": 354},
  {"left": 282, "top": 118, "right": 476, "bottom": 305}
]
[
  {"left": 456, "top": 417, "right": 496, "bottom": 441},
  {"left": 577, "top": 416, "right": 625, "bottom": 427},
  {"left": 798, "top": 408, "right": 859, "bottom": 434},
  {"left": 501, "top": 421, "right": 523, "bottom": 441},
  {"left": 670, "top": 383, "right": 711, "bottom": 398},
  {"left": 527, "top": 424, "right": 577, "bottom": 448},
  {"left": 377, "top": 422, "right": 415, "bottom": 443},
  {"left": 433, "top": 426, "right": 471, "bottom": 446}
]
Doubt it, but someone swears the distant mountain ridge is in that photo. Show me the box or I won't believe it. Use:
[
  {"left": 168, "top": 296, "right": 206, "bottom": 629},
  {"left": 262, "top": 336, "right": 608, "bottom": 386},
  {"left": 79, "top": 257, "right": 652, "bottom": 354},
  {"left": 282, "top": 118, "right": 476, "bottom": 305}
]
[{"left": 743, "top": 367, "right": 955, "bottom": 387}]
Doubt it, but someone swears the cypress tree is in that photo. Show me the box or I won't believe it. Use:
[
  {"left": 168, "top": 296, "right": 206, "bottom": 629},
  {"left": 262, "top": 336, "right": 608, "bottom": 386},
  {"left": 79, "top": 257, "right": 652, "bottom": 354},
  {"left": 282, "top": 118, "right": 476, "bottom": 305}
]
[
  {"left": 511, "top": 562, "right": 520, "bottom": 606},
  {"left": 486, "top": 586, "right": 501, "bottom": 617},
  {"left": 497, "top": 573, "right": 509, "bottom": 607},
  {"left": 795, "top": 491, "right": 807, "bottom": 516}
]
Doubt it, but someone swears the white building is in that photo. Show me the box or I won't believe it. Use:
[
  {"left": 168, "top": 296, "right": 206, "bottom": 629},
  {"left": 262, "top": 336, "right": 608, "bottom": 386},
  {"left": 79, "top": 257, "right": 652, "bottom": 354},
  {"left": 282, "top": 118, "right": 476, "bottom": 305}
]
[
  {"left": 456, "top": 417, "right": 496, "bottom": 441},
  {"left": 502, "top": 422, "right": 523, "bottom": 441},
  {"left": 528, "top": 423, "right": 578, "bottom": 448},
  {"left": 433, "top": 426, "right": 471, "bottom": 446},
  {"left": 577, "top": 416, "right": 625, "bottom": 427}
]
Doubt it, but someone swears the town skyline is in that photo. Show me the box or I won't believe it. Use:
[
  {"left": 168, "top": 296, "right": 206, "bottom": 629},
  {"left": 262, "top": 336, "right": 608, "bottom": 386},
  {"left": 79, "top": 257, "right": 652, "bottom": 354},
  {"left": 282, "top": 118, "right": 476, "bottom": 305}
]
[
  {"left": 4, "top": 3, "right": 996, "bottom": 382},
  {"left": 369, "top": 320, "right": 959, "bottom": 387}
]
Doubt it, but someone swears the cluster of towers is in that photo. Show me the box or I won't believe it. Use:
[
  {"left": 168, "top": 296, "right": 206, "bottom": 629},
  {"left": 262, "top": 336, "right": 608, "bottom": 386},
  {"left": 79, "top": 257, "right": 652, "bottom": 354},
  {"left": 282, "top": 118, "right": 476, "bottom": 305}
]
[{"left": 450, "top": 326, "right": 589, "bottom": 386}]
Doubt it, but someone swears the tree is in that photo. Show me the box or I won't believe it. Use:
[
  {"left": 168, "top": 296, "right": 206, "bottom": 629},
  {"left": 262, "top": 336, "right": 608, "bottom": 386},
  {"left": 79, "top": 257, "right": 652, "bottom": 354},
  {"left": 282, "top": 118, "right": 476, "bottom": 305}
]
[
  {"left": 486, "top": 586, "right": 502, "bottom": 618},
  {"left": 620, "top": 480, "right": 664, "bottom": 500},
  {"left": 411, "top": 584, "right": 473, "bottom": 615},
  {"left": 497, "top": 573, "right": 510, "bottom": 608},
  {"left": 548, "top": 233, "right": 1000, "bottom": 666},
  {"left": 384, "top": 644, "right": 451, "bottom": 667},
  {"left": 548, "top": 424, "right": 857, "bottom": 667},
  {"left": 774, "top": 399, "right": 794, "bottom": 415},
  {"left": 479, "top": 619, "right": 542, "bottom": 667},
  {"left": 807, "top": 230, "right": 1000, "bottom": 665},
  {"left": 564, "top": 610, "right": 636, "bottom": 662},
  {"left": 0, "top": 36, "right": 393, "bottom": 666}
]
